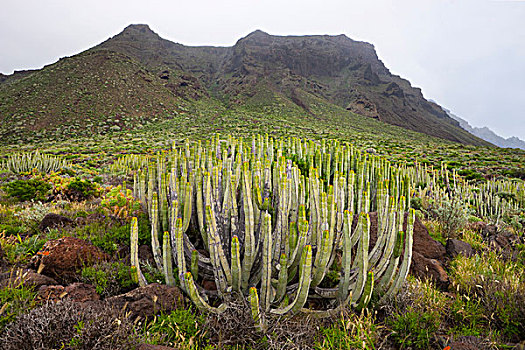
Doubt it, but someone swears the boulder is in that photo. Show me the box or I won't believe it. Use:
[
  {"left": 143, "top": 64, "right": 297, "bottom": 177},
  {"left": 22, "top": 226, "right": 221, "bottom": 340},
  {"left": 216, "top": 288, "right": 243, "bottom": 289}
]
[
  {"left": 0, "top": 269, "right": 58, "bottom": 289},
  {"left": 30, "top": 237, "right": 108, "bottom": 281},
  {"left": 138, "top": 345, "right": 176, "bottom": 350},
  {"left": 37, "top": 283, "right": 100, "bottom": 303},
  {"left": 411, "top": 215, "right": 446, "bottom": 261},
  {"left": 410, "top": 251, "right": 450, "bottom": 291},
  {"left": 446, "top": 238, "right": 473, "bottom": 258},
  {"left": 39, "top": 213, "right": 73, "bottom": 231},
  {"left": 106, "top": 283, "right": 185, "bottom": 320}
]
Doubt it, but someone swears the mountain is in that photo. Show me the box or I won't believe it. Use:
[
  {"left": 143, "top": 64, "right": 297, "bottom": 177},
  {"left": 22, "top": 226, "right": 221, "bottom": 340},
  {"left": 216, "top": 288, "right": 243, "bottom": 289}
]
[
  {"left": 440, "top": 105, "right": 525, "bottom": 150},
  {"left": 0, "top": 24, "right": 490, "bottom": 146}
]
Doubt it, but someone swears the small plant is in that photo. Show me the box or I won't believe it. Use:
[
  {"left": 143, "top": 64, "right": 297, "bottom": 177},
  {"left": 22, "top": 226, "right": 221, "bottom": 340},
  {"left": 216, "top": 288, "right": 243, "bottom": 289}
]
[
  {"left": 143, "top": 308, "right": 210, "bottom": 348},
  {"left": 0, "top": 273, "right": 38, "bottom": 331},
  {"left": 63, "top": 178, "right": 99, "bottom": 201},
  {"left": 80, "top": 261, "right": 135, "bottom": 297},
  {"left": 390, "top": 310, "right": 440, "bottom": 350},
  {"left": 3, "top": 178, "right": 52, "bottom": 202},
  {"left": 432, "top": 198, "right": 469, "bottom": 239},
  {"left": 316, "top": 310, "right": 380, "bottom": 350},
  {"left": 0, "top": 233, "right": 46, "bottom": 265}
]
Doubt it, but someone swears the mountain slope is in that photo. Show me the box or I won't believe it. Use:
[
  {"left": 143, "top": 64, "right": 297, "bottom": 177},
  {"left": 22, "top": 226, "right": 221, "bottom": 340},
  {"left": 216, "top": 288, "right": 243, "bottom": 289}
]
[
  {"left": 96, "top": 25, "right": 489, "bottom": 146},
  {"left": 1, "top": 24, "right": 490, "bottom": 146}
]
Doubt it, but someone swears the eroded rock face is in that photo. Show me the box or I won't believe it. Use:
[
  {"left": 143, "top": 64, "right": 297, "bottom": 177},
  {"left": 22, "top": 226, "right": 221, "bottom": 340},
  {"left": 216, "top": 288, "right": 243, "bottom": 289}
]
[
  {"left": 106, "top": 283, "right": 185, "bottom": 320},
  {"left": 30, "top": 237, "right": 108, "bottom": 281}
]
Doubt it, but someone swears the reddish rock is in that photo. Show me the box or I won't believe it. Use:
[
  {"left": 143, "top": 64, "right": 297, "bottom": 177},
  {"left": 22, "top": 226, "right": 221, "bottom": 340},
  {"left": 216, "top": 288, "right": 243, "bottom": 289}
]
[
  {"left": 410, "top": 251, "right": 449, "bottom": 291},
  {"left": 37, "top": 283, "right": 99, "bottom": 303},
  {"left": 30, "top": 237, "right": 108, "bottom": 281},
  {"left": 0, "top": 269, "right": 58, "bottom": 289},
  {"left": 446, "top": 238, "right": 473, "bottom": 258},
  {"left": 65, "top": 283, "right": 100, "bottom": 302},
  {"left": 106, "top": 283, "right": 185, "bottom": 320},
  {"left": 410, "top": 215, "right": 446, "bottom": 261}
]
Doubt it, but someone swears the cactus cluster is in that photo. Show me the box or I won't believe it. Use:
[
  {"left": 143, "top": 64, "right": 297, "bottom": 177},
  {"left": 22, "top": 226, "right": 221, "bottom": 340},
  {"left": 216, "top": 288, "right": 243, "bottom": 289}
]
[
  {"left": 123, "top": 135, "right": 417, "bottom": 325},
  {"left": 1, "top": 151, "right": 70, "bottom": 174}
]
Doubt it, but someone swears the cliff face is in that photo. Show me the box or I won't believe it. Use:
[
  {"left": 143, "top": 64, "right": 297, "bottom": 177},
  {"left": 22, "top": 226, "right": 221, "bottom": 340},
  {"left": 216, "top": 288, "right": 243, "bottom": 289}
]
[{"left": 0, "top": 24, "right": 491, "bottom": 146}]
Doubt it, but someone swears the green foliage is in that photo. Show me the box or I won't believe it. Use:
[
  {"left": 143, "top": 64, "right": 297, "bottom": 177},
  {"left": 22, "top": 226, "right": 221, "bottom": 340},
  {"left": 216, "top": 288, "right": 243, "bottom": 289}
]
[
  {"left": 143, "top": 308, "right": 211, "bottom": 348},
  {"left": 390, "top": 311, "right": 440, "bottom": 350},
  {"left": 457, "top": 169, "right": 486, "bottom": 183},
  {"left": 0, "top": 234, "right": 46, "bottom": 265},
  {"left": 3, "top": 178, "right": 52, "bottom": 202},
  {"left": 64, "top": 178, "right": 99, "bottom": 201},
  {"left": 80, "top": 261, "right": 135, "bottom": 297},
  {"left": 316, "top": 311, "right": 379, "bottom": 350},
  {"left": 432, "top": 198, "right": 469, "bottom": 239},
  {"left": 0, "top": 279, "right": 37, "bottom": 331}
]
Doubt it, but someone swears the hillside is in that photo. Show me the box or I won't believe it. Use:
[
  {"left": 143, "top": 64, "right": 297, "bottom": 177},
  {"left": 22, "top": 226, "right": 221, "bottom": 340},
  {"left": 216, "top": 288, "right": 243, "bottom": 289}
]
[{"left": 0, "top": 24, "right": 490, "bottom": 146}]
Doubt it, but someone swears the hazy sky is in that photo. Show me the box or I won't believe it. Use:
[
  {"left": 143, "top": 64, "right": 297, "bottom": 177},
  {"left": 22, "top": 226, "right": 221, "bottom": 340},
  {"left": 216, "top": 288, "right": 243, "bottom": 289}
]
[{"left": 1, "top": 0, "right": 524, "bottom": 139}]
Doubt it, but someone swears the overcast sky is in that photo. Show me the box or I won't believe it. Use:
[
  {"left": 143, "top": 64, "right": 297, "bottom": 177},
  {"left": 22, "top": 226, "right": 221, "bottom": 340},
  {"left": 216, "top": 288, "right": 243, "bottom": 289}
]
[{"left": 1, "top": 0, "right": 524, "bottom": 139}]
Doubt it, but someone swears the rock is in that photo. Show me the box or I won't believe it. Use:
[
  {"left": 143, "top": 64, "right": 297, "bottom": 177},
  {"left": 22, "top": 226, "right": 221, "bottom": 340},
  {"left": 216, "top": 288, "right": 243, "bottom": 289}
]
[
  {"left": 106, "top": 283, "right": 185, "bottom": 320},
  {"left": 410, "top": 215, "right": 446, "bottom": 261},
  {"left": 65, "top": 283, "right": 100, "bottom": 302},
  {"left": 446, "top": 238, "right": 473, "bottom": 258},
  {"left": 39, "top": 213, "right": 73, "bottom": 231},
  {"left": 0, "top": 269, "right": 58, "bottom": 289},
  {"left": 410, "top": 251, "right": 449, "bottom": 291},
  {"left": 447, "top": 336, "right": 492, "bottom": 350},
  {"left": 30, "top": 237, "right": 108, "bottom": 281},
  {"left": 37, "top": 283, "right": 100, "bottom": 303}
]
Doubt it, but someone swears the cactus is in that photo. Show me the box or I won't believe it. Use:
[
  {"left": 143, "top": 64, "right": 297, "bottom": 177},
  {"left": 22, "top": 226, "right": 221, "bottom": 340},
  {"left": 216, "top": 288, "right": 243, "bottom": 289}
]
[{"left": 126, "top": 136, "right": 418, "bottom": 330}]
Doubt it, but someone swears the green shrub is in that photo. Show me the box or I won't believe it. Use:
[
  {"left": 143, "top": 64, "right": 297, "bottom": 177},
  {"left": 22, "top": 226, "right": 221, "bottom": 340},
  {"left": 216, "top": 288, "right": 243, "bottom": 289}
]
[
  {"left": 390, "top": 311, "right": 440, "bottom": 350},
  {"left": 3, "top": 179, "right": 52, "bottom": 202},
  {"left": 64, "top": 178, "right": 98, "bottom": 201},
  {"left": 0, "top": 278, "right": 37, "bottom": 331},
  {"left": 143, "top": 308, "right": 210, "bottom": 348},
  {"left": 432, "top": 198, "right": 468, "bottom": 239},
  {"left": 80, "top": 261, "right": 135, "bottom": 297},
  {"left": 316, "top": 311, "right": 379, "bottom": 350}
]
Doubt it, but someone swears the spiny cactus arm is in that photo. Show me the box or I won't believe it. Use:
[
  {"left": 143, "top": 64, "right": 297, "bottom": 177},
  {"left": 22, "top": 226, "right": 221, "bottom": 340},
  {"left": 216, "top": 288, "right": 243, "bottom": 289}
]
[
  {"left": 205, "top": 205, "right": 232, "bottom": 287},
  {"left": 261, "top": 212, "right": 273, "bottom": 312},
  {"left": 182, "top": 182, "right": 193, "bottom": 233},
  {"left": 287, "top": 206, "right": 308, "bottom": 270},
  {"left": 337, "top": 210, "right": 353, "bottom": 302},
  {"left": 356, "top": 272, "right": 374, "bottom": 311},
  {"left": 270, "top": 245, "right": 313, "bottom": 315},
  {"left": 150, "top": 192, "right": 163, "bottom": 271},
  {"left": 163, "top": 232, "right": 175, "bottom": 286},
  {"left": 130, "top": 217, "right": 147, "bottom": 287},
  {"left": 373, "top": 206, "right": 397, "bottom": 279},
  {"left": 311, "top": 230, "right": 332, "bottom": 288},
  {"left": 174, "top": 218, "right": 187, "bottom": 288},
  {"left": 184, "top": 272, "right": 227, "bottom": 314},
  {"left": 191, "top": 249, "right": 199, "bottom": 281},
  {"left": 249, "top": 287, "right": 265, "bottom": 332},
  {"left": 231, "top": 235, "right": 242, "bottom": 292},
  {"left": 274, "top": 253, "right": 288, "bottom": 303},
  {"left": 241, "top": 165, "right": 256, "bottom": 291},
  {"left": 350, "top": 213, "right": 370, "bottom": 306},
  {"left": 196, "top": 170, "right": 208, "bottom": 246}
]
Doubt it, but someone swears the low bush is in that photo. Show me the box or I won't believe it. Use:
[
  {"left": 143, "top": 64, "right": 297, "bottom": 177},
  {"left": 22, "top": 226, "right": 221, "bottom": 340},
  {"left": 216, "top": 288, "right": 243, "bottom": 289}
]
[
  {"left": 80, "top": 261, "right": 135, "bottom": 297},
  {"left": 0, "top": 300, "right": 138, "bottom": 349},
  {"left": 3, "top": 178, "right": 52, "bottom": 202}
]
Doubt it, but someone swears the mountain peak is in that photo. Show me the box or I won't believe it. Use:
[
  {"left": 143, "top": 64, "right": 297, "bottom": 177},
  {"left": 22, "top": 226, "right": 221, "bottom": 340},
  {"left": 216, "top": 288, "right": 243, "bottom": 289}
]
[{"left": 122, "top": 24, "right": 154, "bottom": 33}]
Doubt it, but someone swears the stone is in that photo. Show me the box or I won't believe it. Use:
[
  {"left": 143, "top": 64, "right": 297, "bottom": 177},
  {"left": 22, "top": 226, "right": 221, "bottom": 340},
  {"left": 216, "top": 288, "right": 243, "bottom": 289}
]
[
  {"left": 39, "top": 213, "right": 73, "bottom": 231},
  {"left": 30, "top": 237, "right": 108, "bottom": 281},
  {"left": 410, "top": 215, "right": 446, "bottom": 262},
  {"left": 446, "top": 238, "right": 473, "bottom": 258},
  {"left": 0, "top": 269, "right": 58, "bottom": 289},
  {"left": 106, "top": 283, "right": 185, "bottom": 320},
  {"left": 410, "top": 251, "right": 449, "bottom": 291},
  {"left": 37, "top": 283, "right": 100, "bottom": 303}
]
